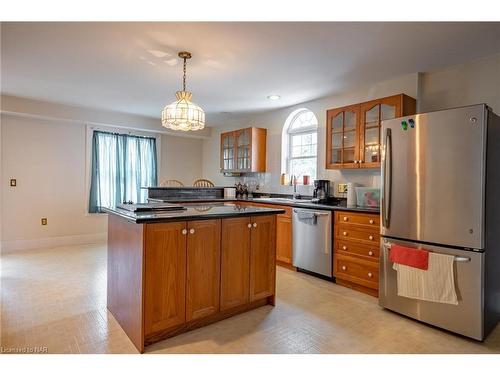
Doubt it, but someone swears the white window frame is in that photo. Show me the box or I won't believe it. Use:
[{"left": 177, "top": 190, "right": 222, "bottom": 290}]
[{"left": 281, "top": 108, "right": 318, "bottom": 182}]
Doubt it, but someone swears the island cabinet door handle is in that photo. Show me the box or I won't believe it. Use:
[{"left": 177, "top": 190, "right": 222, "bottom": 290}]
[
  {"left": 343, "top": 216, "right": 348, "bottom": 221},
  {"left": 368, "top": 272, "right": 373, "bottom": 278},
  {"left": 253, "top": 223, "right": 257, "bottom": 228},
  {"left": 343, "top": 231, "right": 347, "bottom": 236},
  {"left": 342, "top": 245, "right": 347, "bottom": 250},
  {"left": 369, "top": 219, "right": 374, "bottom": 224},
  {"left": 189, "top": 228, "right": 195, "bottom": 234},
  {"left": 247, "top": 223, "right": 252, "bottom": 228},
  {"left": 341, "top": 265, "right": 347, "bottom": 271},
  {"left": 368, "top": 235, "right": 374, "bottom": 240},
  {"left": 182, "top": 229, "right": 187, "bottom": 235},
  {"left": 368, "top": 250, "right": 374, "bottom": 256}
]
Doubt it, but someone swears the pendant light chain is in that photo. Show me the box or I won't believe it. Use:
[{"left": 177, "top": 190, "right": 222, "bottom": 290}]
[{"left": 182, "top": 56, "right": 187, "bottom": 92}]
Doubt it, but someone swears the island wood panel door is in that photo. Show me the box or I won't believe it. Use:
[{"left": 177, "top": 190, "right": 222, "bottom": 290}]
[
  {"left": 276, "top": 215, "right": 292, "bottom": 264},
  {"left": 249, "top": 215, "right": 277, "bottom": 301},
  {"left": 186, "top": 219, "right": 222, "bottom": 321},
  {"left": 220, "top": 217, "right": 251, "bottom": 311},
  {"left": 144, "top": 222, "right": 187, "bottom": 336}
]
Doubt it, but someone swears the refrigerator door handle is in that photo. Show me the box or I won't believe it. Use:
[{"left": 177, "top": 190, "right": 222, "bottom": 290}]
[
  {"left": 382, "top": 128, "right": 392, "bottom": 228},
  {"left": 383, "top": 242, "right": 471, "bottom": 262}
]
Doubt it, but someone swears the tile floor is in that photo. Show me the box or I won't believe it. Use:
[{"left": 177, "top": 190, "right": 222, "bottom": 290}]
[{"left": 1, "top": 243, "right": 500, "bottom": 354}]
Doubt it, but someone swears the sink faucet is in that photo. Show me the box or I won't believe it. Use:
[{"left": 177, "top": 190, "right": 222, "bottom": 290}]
[{"left": 291, "top": 175, "right": 301, "bottom": 199}]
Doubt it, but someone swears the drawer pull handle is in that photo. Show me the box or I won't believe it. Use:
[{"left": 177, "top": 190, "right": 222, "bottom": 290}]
[
  {"left": 368, "top": 235, "right": 374, "bottom": 240},
  {"left": 342, "top": 266, "right": 347, "bottom": 271},
  {"left": 368, "top": 272, "right": 373, "bottom": 278},
  {"left": 343, "top": 216, "right": 348, "bottom": 221},
  {"left": 342, "top": 245, "right": 347, "bottom": 250},
  {"left": 253, "top": 223, "right": 258, "bottom": 228},
  {"left": 343, "top": 231, "right": 347, "bottom": 236},
  {"left": 189, "top": 228, "right": 195, "bottom": 234},
  {"left": 247, "top": 223, "right": 252, "bottom": 228},
  {"left": 368, "top": 250, "right": 374, "bottom": 256},
  {"left": 369, "top": 219, "right": 374, "bottom": 224},
  {"left": 182, "top": 229, "right": 187, "bottom": 235}
]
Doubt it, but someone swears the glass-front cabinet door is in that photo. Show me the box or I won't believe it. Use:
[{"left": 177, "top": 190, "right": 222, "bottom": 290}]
[
  {"left": 359, "top": 96, "right": 401, "bottom": 168},
  {"left": 221, "top": 132, "right": 235, "bottom": 171},
  {"left": 326, "top": 105, "right": 360, "bottom": 168},
  {"left": 236, "top": 128, "right": 251, "bottom": 171}
]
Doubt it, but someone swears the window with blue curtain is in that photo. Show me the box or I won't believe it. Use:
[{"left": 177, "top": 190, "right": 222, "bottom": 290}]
[{"left": 88, "top": 130, "right": 158, "bottom": 213}]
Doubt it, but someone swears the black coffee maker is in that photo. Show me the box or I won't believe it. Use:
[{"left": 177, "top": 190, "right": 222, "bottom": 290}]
[{"left": 312, "top": 180, "right": 331, "bottom": 203}]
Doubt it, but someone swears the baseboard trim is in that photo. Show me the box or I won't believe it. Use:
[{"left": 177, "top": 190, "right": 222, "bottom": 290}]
[{"left": 1, "top": 232, "right": 107, "bottom": 253}]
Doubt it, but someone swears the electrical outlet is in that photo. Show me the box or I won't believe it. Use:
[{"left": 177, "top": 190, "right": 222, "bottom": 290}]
[
  {"left": 41, "top": 218, "right": 48, "bottom": 226},
  {"left": 337, "top": 183, "right": 348, "bottom": 194},
  {"left": 10, "top": 179, "right": 17, "bottom": 187}
]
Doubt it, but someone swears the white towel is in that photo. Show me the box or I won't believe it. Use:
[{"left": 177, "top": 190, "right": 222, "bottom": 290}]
[{"left": 392, "top": 252, "right": 458, "bottom": 305}]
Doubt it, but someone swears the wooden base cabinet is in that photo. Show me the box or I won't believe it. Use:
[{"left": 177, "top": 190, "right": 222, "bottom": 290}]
[
  {"left": 333, "top": 211, "right": 380, "bottom": 297},
  {"left": 186, "top": 220, "right": 221, "bottom": 321},
  {"left": 144, "top": 222, "right": 187, "bottom": 336},
  {"left": 244, "top": 202, "right": 293, "bottom": 267},
  {"left": 107, "top": 213, "right": 278, "bottom": 353},
  {"left": 220, "top": 217, "right": 251, "bottom": 311},
  {"left": 221, "top": 215, "right": 277, "bottom": 309}
]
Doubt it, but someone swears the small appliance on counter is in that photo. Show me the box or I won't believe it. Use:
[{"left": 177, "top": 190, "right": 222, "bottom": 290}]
[
  {"left": 312, "top": 179, "right": 331, "bottom": 203},
  {"left": 346, "top": 182, "right": 360, "bottom": 207},
  {"left": 355, "top": 187, "right": 380, "bottom": 208}
]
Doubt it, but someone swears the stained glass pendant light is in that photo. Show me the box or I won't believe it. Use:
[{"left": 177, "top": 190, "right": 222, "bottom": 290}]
[{"left": 161, "top": 51, "right": 205, "bottom": 131}]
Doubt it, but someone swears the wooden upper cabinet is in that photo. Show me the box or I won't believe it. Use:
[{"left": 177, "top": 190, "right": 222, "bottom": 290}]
[
  {"left": 186, "top": 220, "right": 221, "bottom": 322},
  {"left": 326, "top": 104, "right": 360, "bottom": 169},
  {"left": 326, "top": 94, "right": 416, "bottom": 169},
  {"left": 144, "top": 222, "right": 187, "bottom": 335},
  {"left": 220, "top": 127, "right": 266, "bottom": 173}
]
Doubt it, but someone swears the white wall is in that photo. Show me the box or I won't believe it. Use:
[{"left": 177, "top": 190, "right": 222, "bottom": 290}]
[
  {"left": 0, "top": 109, "right": 204, "bottom": 252},
  {"left": 202, "top": 73, "right": 419, "bottom": 196},
  {"left": 419, "top": 53, "right": 500, "bottom": 114},
  {"left": 160, "top": 135, "right": 203, "bottom": 186}
]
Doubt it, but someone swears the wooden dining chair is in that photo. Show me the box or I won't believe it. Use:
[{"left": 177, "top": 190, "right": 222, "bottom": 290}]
[
  {"left": 159, "top": 179, "right": 184, "bottom": 187},
  {"left": 192, "top": 179, "right": 215, "bottom": 188}
]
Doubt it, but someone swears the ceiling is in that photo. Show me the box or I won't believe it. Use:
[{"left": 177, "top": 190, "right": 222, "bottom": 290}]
[{"left": 2, "top": 22, "right": 500, "bottom": 125}]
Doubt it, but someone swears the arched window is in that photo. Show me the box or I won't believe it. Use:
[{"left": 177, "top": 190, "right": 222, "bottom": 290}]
[{"left": 281, "top": 108, "right": 318, "bottom": 181}]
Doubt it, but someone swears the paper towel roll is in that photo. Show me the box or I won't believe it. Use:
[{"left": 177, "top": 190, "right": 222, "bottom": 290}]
[{"left": 347, "top": 183, "right": 359, "bottom": 207}]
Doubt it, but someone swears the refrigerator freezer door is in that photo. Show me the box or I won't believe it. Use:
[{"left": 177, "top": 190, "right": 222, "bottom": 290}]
[
  {"left": 381, "top": 105, "right": 486, "bottom": 249},
  {"left": 379, "top": 238, "right": 484, "bottom": 340}
]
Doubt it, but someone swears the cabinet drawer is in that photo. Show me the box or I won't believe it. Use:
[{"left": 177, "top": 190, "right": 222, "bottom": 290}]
[
  {"left": 336, "top": 224, "right": 380, "bottom": 244},
  {"left": 336, "top": 240, "right": 379, "bottom": 262},
  {"left": 335, "top": 211, "right": 379, "bottom": 227},
  {"left": 334, "top": 254, "right": 379, "bottom": 289}
]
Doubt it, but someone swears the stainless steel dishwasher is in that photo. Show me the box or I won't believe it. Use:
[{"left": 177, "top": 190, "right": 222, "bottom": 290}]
[{"left": 292, "top": 208, "right": 332, "bottom": 278}]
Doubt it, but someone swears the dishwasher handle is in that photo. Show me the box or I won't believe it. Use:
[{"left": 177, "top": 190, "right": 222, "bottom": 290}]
[{"left": 293, "top": 209, "right": 330, "bottom": 217}]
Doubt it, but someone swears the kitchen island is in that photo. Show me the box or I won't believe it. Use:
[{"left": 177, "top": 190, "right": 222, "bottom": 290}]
[{"left": 105, "top": 202, "right": 284, "bottom": 353}]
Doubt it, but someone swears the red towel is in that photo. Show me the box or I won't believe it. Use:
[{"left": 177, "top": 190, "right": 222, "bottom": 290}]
[{"left": 390, "top": 244, "right": 429, "bottom": 270}]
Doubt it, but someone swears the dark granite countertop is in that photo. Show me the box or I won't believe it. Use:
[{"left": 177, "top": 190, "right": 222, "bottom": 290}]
[
  {"left": 147, "top": 197, "right": 380, "bottom": 214},
  {"left": 103, "top": 202, "right": 286, "bottom": 223}
]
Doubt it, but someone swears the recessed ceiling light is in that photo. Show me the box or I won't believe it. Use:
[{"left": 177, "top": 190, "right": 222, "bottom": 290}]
[{"left": 267, "top": 95, "right": 281, "bottom": 100}]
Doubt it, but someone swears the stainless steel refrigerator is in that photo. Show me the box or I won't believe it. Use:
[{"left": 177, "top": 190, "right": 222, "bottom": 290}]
[{"left": 379, "top": 104, "right": 500, "bottom": 340}]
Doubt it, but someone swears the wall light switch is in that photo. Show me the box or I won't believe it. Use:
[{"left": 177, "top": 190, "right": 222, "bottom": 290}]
[
  {"left": 41, "top": 218, "right": 48, "bottom": 226},
  {"left": 10, "top": 179, "right": 17, "bottom": 187},
  {"left": 337, "top": 183, "right": 348, "bottom": 194}
]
